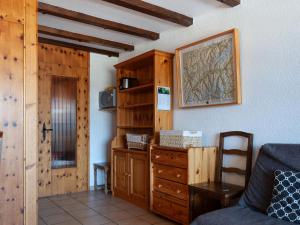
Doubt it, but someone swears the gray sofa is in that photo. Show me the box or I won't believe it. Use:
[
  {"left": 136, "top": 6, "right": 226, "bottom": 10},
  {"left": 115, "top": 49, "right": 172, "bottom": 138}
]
[{"left": 191, "top": 144, "right": 300, "bottom": 225}]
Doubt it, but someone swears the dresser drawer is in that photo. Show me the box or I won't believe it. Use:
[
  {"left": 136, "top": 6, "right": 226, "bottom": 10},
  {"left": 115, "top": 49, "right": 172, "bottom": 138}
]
[
  {"left": 151, "top": 149, "right": 187, "bottom": 168},
  {"left": 153, "top": 164, "right": 187, "bottom": 184},
  {"left": 153, "top": 192, "right": 188, "bottom": 224},
  {"left": 154, "top": 177, "right": 188, "bottom": 201}
]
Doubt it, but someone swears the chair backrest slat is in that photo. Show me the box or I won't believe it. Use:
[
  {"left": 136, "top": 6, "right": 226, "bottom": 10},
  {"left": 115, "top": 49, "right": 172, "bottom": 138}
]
[
  {"left": 223, "top": 149, "right": 247, "bottom": 156},
  {"left": 222, "top": 167, "right": 246, "bottom": 175}
]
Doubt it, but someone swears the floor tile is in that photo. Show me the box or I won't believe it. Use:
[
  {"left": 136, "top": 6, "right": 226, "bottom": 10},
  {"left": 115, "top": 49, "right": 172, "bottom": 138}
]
[
  {"left": 43, "top": 213, "right": 74, "bottom": 225},
  {"left": 39, "top": 201, "right": 58, "bottom": 210},
  {"left": 103, "top": 210, "right": 132, "bottom": 222},
  {"left": 55, "top": 218, "right": 82, "bottom": 225},
  {"left": 62, "top": 203, "right": 90, "bottom": 212},
  {"left": 78, "top": 214, "right": 112, "bottom": 225},
  {"left": 69, "top": 208, "right": 98, "bottom": 219},
  {"left": 39, "top": 207, "right": 65, "bottom": 218},
  {"left": 48, "top": 195, "right": 71, "bottom": 201},
  {"left": 116, "top": 217, "right": 151, "bottom": 225},
  {"left": 54, "top": 198, "right": 79, "bottom": 206},
  {"left": 39, "top": 191, "right": 175, "bottom": 225},
  {"left": 85, "top": 199, "right": 110, "bottom": 208},
  {"left": 38, "top": 218, "right": 47, "bottom": 225},
  {"left": 93, "top": 205, "right": 122, "bottom": 214},
  {"left": 112, "top": 201, "right": 136, "bottom": 210},
  {"left": 124, "top": 206, "right": 149, "bottom": 217},
  {"left": 138, "top": 213, "right": 168, "bottom": 224}
]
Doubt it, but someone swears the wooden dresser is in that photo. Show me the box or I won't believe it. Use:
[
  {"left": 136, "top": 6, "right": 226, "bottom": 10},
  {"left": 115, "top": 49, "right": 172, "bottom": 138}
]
[{"left": 150, "top": 145, "right": 217, "bottom": 225}]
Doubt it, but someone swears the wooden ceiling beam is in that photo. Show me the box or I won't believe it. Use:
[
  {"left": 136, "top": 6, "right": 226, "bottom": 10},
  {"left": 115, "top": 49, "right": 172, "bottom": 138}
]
[
  {"left": 38, "top": 2, "right": 159, "bottom": 40},
  {"left": 102, "top": 0, "right": 193, "bottom": 27},
  {"left": 38, "top": 37, "right": 119, "bottom": 57},
  {"left": 38, "top": 25, "right": 134, "bottom": 51},
  {"left": 217, "top": 0, "right": 241, "bottom": 7}
]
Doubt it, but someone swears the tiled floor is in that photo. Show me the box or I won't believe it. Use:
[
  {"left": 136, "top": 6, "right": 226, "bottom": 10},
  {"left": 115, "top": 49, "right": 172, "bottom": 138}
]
[{"left": 38, "top": 191, "right": 177, "bottom": 225}]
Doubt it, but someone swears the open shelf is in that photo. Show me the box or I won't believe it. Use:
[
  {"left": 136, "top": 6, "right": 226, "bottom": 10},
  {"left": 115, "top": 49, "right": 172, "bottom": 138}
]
[
  {"left": 119, "top": 83, "right": 154, "bottom": 93},
  {"left": 120, "top": 102, "right": 154, "bottom": 109},
  {"left": 117, "top": 125, "right": 153, "bottom": 129}
]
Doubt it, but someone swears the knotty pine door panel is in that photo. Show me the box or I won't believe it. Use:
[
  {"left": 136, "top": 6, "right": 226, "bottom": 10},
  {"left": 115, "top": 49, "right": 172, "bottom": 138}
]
[{"left": 38, "top": 44, "right": 89, "bottom": 197}]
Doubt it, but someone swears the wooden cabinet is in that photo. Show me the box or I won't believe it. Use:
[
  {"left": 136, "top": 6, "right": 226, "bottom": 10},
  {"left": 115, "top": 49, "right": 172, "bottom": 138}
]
[
  {"left": 113, "top": 150, "right": 128, "bottom": 198},
  {"left": 111, "top": 50, "right": 174, "bottom": 209},
  {"left": 150, "top": 145, "right": 218, "bottom": 225},
  {"left": 112, "top": 148, "right": 149, "bottom": 208},
  {"left": 128, "top": 152, "right": 149, "bottom": 206}
]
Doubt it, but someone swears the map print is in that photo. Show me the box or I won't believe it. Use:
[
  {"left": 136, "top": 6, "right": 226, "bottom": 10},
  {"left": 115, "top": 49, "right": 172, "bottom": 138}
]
[{"left": 180, "top": 33, "right": 236, "bottom": 106}]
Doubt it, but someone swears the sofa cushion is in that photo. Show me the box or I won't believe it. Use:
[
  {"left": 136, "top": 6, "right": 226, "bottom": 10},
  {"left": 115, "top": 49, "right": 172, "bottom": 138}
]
[
  {"left": 239, "top": 144, "right": 300, "bottom": 213},
  {"left": 267, "top": 170, "right": 300, "bottom": 224},
  {"left": 191, "top": 206, "right": 292, "bottom": 225}
]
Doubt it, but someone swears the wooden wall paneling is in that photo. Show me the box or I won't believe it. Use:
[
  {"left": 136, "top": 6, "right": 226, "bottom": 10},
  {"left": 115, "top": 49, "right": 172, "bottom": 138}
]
[
  {"left": 0, "top": 19, "right": 25, "bottom": 225},
  {"left": 38, "top": 44, "right": 89, "bottom": 197},
  {"left": 38, "top": 37, "right": 119, "bottom": 57},
  {"left": 76, "top": 56, "right": 90, "bottom": 192},
  {"left": 25, "top": 0, "right": 38, "bottom": 223},
  {"left": 0, "top": 0, "right": 37, "bottom": 224},
  {"left": 0, "top": 0, "right": 24, "bottom": 23},
  {"left": 154, "top": 53, "right": 174, "bottom": 142}
]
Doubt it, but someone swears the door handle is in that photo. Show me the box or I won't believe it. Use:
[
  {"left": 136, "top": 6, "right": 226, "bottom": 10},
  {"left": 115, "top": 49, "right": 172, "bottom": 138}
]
[{"left": 42, "top": 122, "right": 53, "bottom": 142}]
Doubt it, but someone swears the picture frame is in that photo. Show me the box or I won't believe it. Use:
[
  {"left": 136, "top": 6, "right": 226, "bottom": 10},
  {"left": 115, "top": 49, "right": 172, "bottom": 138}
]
[{"left": 175, "top": 28, "right": 241, "bottom": 108}]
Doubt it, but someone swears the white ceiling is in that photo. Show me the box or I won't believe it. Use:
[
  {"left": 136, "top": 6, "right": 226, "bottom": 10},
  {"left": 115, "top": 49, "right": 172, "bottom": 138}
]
[{"left": 38, "top": 0, "right": 226, "bottom": 54}]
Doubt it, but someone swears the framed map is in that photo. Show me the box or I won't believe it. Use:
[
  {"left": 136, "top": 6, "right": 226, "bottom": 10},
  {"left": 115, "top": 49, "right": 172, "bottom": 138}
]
[{"left": 176, "top": 29, "right": 241, "bottom": 108}]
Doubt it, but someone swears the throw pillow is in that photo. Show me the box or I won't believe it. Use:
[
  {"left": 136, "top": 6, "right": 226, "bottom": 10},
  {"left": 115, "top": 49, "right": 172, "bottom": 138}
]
[{"left": 267, "top": 170, "right": 300, "bottom": 224}]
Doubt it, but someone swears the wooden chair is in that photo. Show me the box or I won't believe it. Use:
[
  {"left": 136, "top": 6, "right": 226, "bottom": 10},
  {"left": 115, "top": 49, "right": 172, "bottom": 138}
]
[{"left": 189, "top": 131, "right": 253, "bottom": 220}]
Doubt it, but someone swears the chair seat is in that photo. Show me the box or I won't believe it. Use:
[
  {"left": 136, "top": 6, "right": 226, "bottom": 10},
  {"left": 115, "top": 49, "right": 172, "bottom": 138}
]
[{"left": 190, "top": 182, "right": 244, "bottom": 200}]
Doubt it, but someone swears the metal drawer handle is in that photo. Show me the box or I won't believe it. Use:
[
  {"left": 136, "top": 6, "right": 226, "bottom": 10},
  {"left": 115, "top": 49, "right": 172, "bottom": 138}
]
[
  {"left": 177, "top": 190, "right": 181, "bottom": 194},
  {"left": 158, "top": 184, "right": 163, "bottom": 188},
  {"left": 176, "top": 174, "right": 181, "bottom": 178},
  {"left": 155, "top": 155, "right": 160, "bottom": 159},
  {"left": 158, "top": 170, "right": 163, "bottom": 174}
]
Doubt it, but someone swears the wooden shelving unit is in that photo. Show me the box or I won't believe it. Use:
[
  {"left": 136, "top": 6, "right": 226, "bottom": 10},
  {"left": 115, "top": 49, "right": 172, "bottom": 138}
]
[{"left": 111, "top": 50, "right": 174, "bottom": 209}]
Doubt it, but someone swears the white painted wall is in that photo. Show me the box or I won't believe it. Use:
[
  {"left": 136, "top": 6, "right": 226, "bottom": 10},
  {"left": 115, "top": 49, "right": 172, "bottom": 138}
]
[
  {"left": 89, "top": 53, "right": 118, "bottom": 187},
  {"left": 119, "top": 0, "right": 300, "bottom": 185}
]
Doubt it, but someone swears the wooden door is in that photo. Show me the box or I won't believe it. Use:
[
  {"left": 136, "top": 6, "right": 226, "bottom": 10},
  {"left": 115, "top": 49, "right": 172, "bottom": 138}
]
[
  {"left": 128, "top": 152, "right": 149, "bottom": 208},
  {"left": 38, "top": 44, "right": 89, "bottom": 197},
  {"left": 113, "top": 151, "right": 128, "bottom": 198},
  {"left": 0, "top": 0, "right": 37, "bottom": 224}
]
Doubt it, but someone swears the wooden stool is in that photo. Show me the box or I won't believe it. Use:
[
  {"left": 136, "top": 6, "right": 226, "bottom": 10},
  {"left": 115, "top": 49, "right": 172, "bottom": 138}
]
[{"left": 93, "top": 162, "right": 111, "bottom": 194}]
